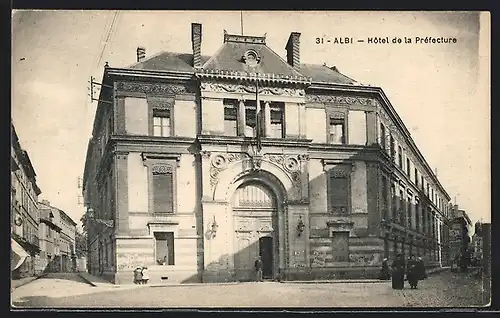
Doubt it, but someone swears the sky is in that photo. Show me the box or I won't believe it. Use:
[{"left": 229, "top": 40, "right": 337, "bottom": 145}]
[{"left": 11, "top": 11, "right": 490, "bottom": 228}]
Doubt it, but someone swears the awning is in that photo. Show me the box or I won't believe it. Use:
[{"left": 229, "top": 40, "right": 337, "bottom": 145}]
[{"left": 11, "top": 238, "right": 29, "bottom": 271}]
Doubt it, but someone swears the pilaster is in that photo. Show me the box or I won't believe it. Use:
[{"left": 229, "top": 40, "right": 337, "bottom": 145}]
[{"left": 115, "top": 151, "right": 129, "bottom": 235}]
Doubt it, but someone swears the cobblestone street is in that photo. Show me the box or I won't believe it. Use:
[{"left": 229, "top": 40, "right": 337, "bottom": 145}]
[{"left": 11, "top": 271, "right": 488, "bottom": 309}]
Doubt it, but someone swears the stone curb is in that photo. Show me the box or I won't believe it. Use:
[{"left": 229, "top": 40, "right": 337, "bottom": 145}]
[
  {"left": 11, "top": 273, "right": 47, "bottom": 290},
  {"left": 77, "top": 272, "right": 101, "bottom": 287},
  {"left": 281, "top": 280, "right": 385, "bottom": 284},
  {"left": 77, "top": 267, "right": 452, "bottom": 288}
]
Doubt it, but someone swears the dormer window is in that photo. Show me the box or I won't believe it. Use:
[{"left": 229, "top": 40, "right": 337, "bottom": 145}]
[{"left": 243, "top": 50, "right": 261, "bottom": 67}]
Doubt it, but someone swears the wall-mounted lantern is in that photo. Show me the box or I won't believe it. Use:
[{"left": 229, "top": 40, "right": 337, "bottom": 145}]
[
  {"left": 297, "top": 216, "right": 305, "bottom": 237},
  {"left": 210, "top": 215, "right": 219, "bottom": 239}
]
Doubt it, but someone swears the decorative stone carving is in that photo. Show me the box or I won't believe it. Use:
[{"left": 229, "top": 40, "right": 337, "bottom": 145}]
[
  {"left": 251, "top": 156, "right": 262, "bottom": 171},
  {"left": 226, "top": 153, "right": 247, "bottom": 164},
  {"left": 283, "top": 156, "right": 300, "bottom": 172},
  {"left": 263, "top": 154, "right": 302, "bottom": 190},
  {"left": 116, "top": 81, "right": 195, "bottom": 95},
  {"left": 306, "top": 94, "right": 380, "bottom": 106},
  {"left": 200, "top": 82, "right": 305, "bottom": 97},
  {"left": 200, "top": 151, "right": 211, "bottom": 159},
  {"left": 298, "top": 154, "right": 310, "bottom": 161},
  {"left": 152, "top": 164, "right": 173, "bottom": 175},
  {"left": 329, "top": 111, "right": 345, "bottom": 119},
  {"left": 148, "top": 97, "right": 174, "bottom": 109},
  {"left": 208, "top": 152, "right": 251, "bottom": 189},
  {"left": 211, "top": 154, "right": 228, "bottom": 170},
  {"left": 266, "top": 154, "right": 284, "bottom": 165}
]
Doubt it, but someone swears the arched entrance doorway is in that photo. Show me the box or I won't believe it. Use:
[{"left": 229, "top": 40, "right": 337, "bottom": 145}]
[{"left": 231, "top": 181, "right": 279, "bottom": 281}]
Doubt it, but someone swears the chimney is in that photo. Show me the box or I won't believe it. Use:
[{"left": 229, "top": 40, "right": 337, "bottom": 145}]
[
  {"left": 136, "top": 46, "right": 146, "bottom": 62},
  {"left": 191, "top": 23, "right": 202, "bottom": 68},
  {"left": 285, "top": 32, "right": 301, "bottom": 71}
]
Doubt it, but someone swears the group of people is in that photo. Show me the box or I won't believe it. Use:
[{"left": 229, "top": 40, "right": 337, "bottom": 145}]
[
  {"left": 133, "top": 266, "right": 150, "bottom": 284},
  {"left": 380, "top": 254, "right": 427, "bottom": 289}
]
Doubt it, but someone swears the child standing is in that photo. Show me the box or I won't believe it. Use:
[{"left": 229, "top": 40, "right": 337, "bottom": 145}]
[
  {"left": 141, "top": 266, "right": 150, "bottom": 284},
  {"left": 133, "top": 267, "right": 143, "bottom": 284}
]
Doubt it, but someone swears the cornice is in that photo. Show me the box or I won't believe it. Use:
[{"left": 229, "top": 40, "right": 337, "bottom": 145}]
[
  {"left": 106, "top": 67, "right": 194, "bottom": 81},
  {"left": 196, "top": 69, "right": 311, "bottom": 85},
  {"left": 197, "top": 135, "right": 313, "bottom": 148},
  {"left": 307, "top": 83, "right": 382, "bottom": 94},
  {"left": 110, "top": 135, "right": 196, "bottom": 145}
]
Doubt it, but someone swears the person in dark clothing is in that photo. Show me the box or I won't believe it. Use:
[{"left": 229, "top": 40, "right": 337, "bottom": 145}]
[
  {"left": 391, "top": 254, "right": 405, "bottom": 289},
  {"left": 254, "top": 256, "right": 263, "bottom": 282},
  {"left": 379, "top": 258, "right": 391, "bottom": 280},
  {"left": 407, "top": 254, "right": 419, "bottom": 289},
  {"left": 416, "top": 255, "right": 427, "bottom": 280}
]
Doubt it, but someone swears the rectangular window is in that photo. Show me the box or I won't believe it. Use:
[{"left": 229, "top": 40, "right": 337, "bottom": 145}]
[
  {"left": 399, "top": 190, "right": 405, "bottom": 225},
  {"left": 331, "top": 231, "right": 349, "bottom": 262},
  {"left": 390, "top": 134, "right": 395, "bottom": 161},
  {"left": 155, "top": 232, "right": 175, "bottom": 265},
  {"left": 415, "top": 200, "right": 420, "bottom": 232},
  {"left": 421, "top": 176, "right": 425, "bottom": 190},
  {"left": 398, "top": 146, "right": 403, "bottom": 168},
  {"left": 224, "top": 101, "right": 238, "bottom": 136},
  {"left": 391, "top": 184, "right": 396, "bottom": 220},
  {"left": 329, "top": 118, "right": 345, "bottom": 144},
  {"left": 153, "top": 109, "right": 171, "bottom": 137},
  {"left": 407, "top": 196, "right": 412, "bottom": 228},
  {"left": 381, "top": 176, "right": 388, "bottom": 218},
  {"left": 406, "top": 158, "right": 411, "bottom": 177},
  {"left": 415, "top": 169, "right": 419, "bottom": 187},
  {"left": 153, "top": 172, "right": 174, "bottom": 213},
  {"left": 269, "top": 104, "right": 284, "bottom": 138},
  {"left": 329, "top": 171, "right": 349, "bottom": 215},
  {"left": 244, "top": 103, "right": 257, "bottom": 137},
  {"left": 380, "top": 123, "right": 386, "bottom": 150}
]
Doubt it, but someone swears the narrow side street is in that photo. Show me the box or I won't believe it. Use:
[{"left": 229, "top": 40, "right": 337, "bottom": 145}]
[{"left": 11, "top": 271, "right": 488, "bottom": 309}]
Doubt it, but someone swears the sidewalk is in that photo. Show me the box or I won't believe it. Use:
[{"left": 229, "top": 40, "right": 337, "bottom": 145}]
[
  {"left": 77, "top": 267, "right": 452, "bottom": 288},
  {"left": 78, "top": 271, "right": 116, "bottom": 288},
  {"left": 284, "top": 266, "right": 451, "bottom": 284},
  {"left": 11, "top": 273, "right": 46, "bottom": 290}
]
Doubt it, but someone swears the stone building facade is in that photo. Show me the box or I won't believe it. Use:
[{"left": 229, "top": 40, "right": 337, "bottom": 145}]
[
  {"left": 38, "top": 200, "right": 77, "bottom": 273},
  {"left": 11, "top": 120, "right": 42, "bottom": 278},
  {"left": 83, "top": 23, "right": 453, "bottom": 284}
]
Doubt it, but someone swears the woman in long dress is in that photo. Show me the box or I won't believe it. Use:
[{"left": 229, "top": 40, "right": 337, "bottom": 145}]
[
  {"left": 407, "top": 254, "right": 419, "bottom": 289},
  {"left": 391, "top": 254, "right": 405, "bottom": 289}
]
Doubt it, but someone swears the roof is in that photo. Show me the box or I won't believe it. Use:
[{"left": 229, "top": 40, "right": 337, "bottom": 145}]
[
  {"left": 300, "top": 64, "right": 356, "bottom": 85},
  {"left": 129, "top": 52, "right": 210, "bottom": 73},
  {"left": 127, "top": 49, "right": 357, "bottom": 85},
  {"left": 202, "top": 41, "right": 304, "bottom": 78}
]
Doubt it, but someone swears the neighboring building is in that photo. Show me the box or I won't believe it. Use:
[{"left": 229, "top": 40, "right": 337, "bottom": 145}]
[
  {"left": 59, "top": 208, "right": 78, "bottom": 272},
  {"left": 38, "top": 200, "right": 77, "bottom": 273},
  {"left": 481, "top": 223, "right": 491, "bottom": 276},
  {"left": 472, "top": 221, "right": 484, "bottom": 264},
  {"left": 11, "top": 121, "right": 42, "bottom": 278},
  {"left": 82, "top": 23, "right": 453, "bottom": 284},
  {"left": 449, "top": 205, "right": 472, "bottom": 266}
]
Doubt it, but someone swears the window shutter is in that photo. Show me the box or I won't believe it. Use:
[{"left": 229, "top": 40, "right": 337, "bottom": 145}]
[
  {"left": 329, "top": 171, "right": 349, "bottom": 214},
  {"left": 153, "top": 173, "right": 173, "bottom": 213}
]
